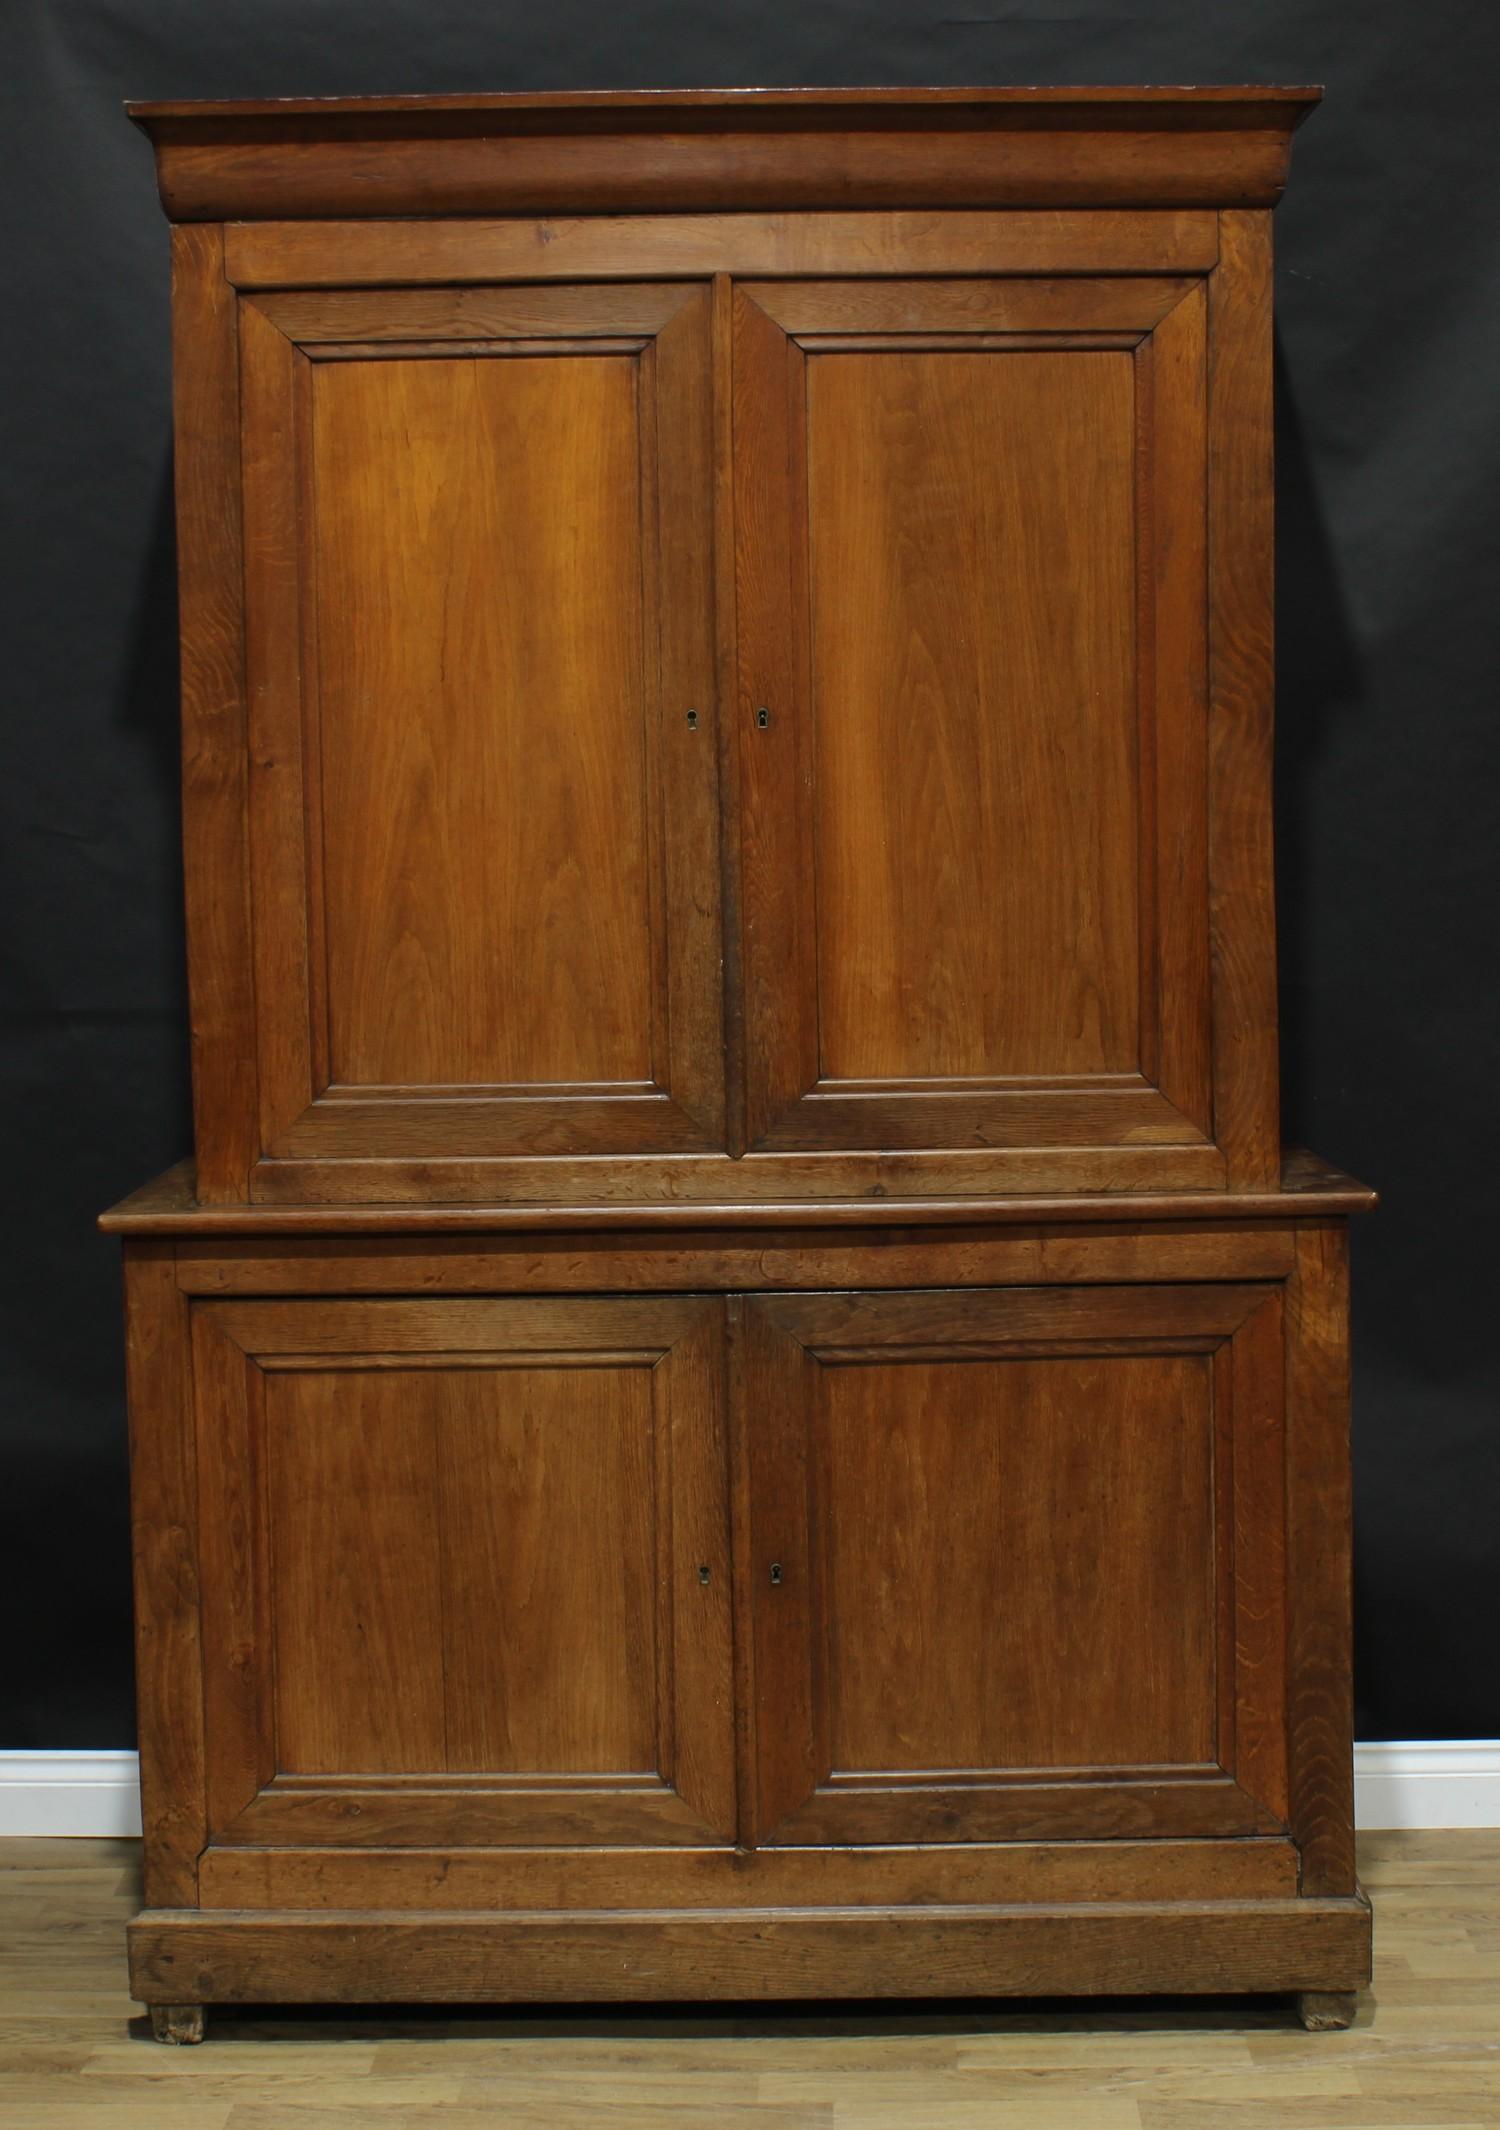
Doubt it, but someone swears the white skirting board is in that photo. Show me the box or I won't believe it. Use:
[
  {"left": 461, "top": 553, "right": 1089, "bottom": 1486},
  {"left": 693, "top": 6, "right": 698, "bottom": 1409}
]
[
  {"left": 1352, "top": 1741, "right": 1500, "bottom": 1832},
  {"left": 0, "top": 1753, "right": 143, "bottom": 1837},
  {"left": 1, "top": 1744, "right": 1497, "bottom": 1838}
]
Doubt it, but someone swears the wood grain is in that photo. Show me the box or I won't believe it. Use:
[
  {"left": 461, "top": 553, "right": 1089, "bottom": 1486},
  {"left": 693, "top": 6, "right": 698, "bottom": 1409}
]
[
  {"left": 224, "top": 207, "right": 1221, "bottom": 288},
  {"left": 819, "top": 1353, "right": 1215, "bottom": 1773},
  {"left": 101, "top": 1151, "right": 1379, "bottom": 1232},
  {"left": 128, "top": 1896, "right": 1371, "bottom": 2007},
  {"left": 807, "top": 345, "right": 1138, "bottom": 1082},
  {"left": 238, "top": 298, "right": 316, "bottom": 1148},
  {"left": 745, "top": 1278, "right": 1235, "bottom": 1848},
  {"left": 729, "top": 272, "right": 1222, "bottom": 1175},
  {"left": 196, "top": 1834, "right": 1300, "bottom": 1911},
  {"left": 249, "top": 280, "right": 690, "bottom": 343},
  {"left": 170, "top": 1224, "right": 1299, "bottom": 1297},
  {"left": 214, "top": 1781, "right": 714, "bottom": 1851},
  {"left": 746, "top": 275, "right": 1198, "bottom": 337},
  {"left": 188, "top": 1295, "right": 734, "bottom": 1848},
  {"left": 228, "top": 280, "right": 723, "bottom": 1182},
  {"left": 1141, "top": 282, "right": 1214, "bottom": 1131},
  {"left": 1207, "top": 210, "right": 1281, "bottom": 1186},
  {"left": 1228, "top": 1292, "right": 1290, "bottom": 1820},
  {"left": 736, "top": 1298, "right": 822, "bottom": 1844},
  {"left": 121, "top": 1245, "right": 205, "bottom": 1906},
  {"left": 1285, "top": 1223, "right": 1358, "bottom": 1893},
  {"left": 437, "top": 1368, "right": 658, "bottom": 1774},
  {"left": 129, "top": 86, "right": 1320, "bottom": 222},
  {"left": 313, "top": 350, "right": 650, "bottom": 1088},
  {"left": 169, "top": 226, "right": 258, "bottom": 1200},
  {"left": 191, "top": 1304, "right": 269, "bottom": 1838},
  {"left": 740, "top": 1285, "right": 1284, "bottom": 1848},
  {"left": 266, "top": 1368, "right": 450, "bottom": 1773},
  {"left": 152, "top": 124, "right": 1291, "bottom": 223},
  {"left": 246, "top": 1147, "right": 1229, "bottom": 1203},
  {"left": 731, "top": 282, "right": 816, "bottom": 1148}
]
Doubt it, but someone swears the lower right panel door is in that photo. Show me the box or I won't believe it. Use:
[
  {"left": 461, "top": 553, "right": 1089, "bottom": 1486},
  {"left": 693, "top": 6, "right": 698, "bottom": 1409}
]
[{"left": 739, "top": 1284, "right": 1290, "bottom": 1851}]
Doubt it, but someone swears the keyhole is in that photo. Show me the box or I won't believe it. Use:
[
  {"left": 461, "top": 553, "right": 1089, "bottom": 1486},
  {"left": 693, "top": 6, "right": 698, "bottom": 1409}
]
[
  {"left": 756, "top": 707, "right": 770, "bottom": 729},
  {"left": 697, "top": 1564, "right": 711, "bottom": 1586},
  {"left": 769, "top": 1562, "right": 784, "bottom": 1586},
  {"left": 685, "top": 709, "right": 699, "bottom": 729}
]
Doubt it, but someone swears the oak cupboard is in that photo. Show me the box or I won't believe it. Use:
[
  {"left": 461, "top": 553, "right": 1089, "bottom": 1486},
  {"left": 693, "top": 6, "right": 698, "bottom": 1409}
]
[{"left": 105, "top": 86, "right": 1371, "bottom": 2040}]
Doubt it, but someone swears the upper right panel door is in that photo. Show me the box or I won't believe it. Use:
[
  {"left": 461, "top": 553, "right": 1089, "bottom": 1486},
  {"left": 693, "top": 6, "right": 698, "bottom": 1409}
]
[{"left": 732, "top": 271, "right": 1244, "bottom": 1186}]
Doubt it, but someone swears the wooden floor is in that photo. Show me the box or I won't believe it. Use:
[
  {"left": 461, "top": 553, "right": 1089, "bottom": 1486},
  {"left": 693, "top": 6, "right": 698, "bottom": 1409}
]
[{"left": 1, "top": 1833, "right": 1495, "bottom": 2127}]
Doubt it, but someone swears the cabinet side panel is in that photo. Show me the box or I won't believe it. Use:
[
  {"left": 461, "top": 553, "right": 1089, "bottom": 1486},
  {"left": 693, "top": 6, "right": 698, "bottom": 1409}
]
[
  {"left": 1207, "top": 210, "right": 1279, "bottom": 1185},
  {"left": 171, "top": 225, "right": 257, "bottom": 1199},
  {"left": 123, "top": 1244, "right": 206, "bottom": 1905},
  {"left": 1285, "top": 1223, "right": 1357, "bottom": 1892}
]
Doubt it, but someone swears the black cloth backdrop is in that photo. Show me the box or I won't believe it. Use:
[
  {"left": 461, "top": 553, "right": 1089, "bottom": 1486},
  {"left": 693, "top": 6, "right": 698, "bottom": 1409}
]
[{"left": 2, "top": 0, "right": 1496, "bottom": 1747}]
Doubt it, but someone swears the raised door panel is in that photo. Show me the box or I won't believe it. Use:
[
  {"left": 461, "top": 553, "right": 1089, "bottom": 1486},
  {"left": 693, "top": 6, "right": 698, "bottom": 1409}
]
[
  {"left": 264, "top": 1366, "right": 659, "bottom": 1776},
  {"left": 739, "top": 1285, "right": 1288, "bottom": 1846},
  {"left": 732, "top": 277, "right": 1218, "bottom": 1179},
  {"left": 191, "top": 1295, "right": 735, "bottom": 1847},
  {"left": 237, "top": 281, "right": 722, "bottom": 1180},
  {"left": 313, "top": 353, "right": 653, "bottom": 1090}
]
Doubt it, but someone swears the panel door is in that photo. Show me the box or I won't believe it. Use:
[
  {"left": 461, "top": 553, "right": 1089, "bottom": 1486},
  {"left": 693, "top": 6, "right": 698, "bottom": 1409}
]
[
  {"left": 732, "top": 276, "right": 1217, "bottom": 1175},
  {"left": 190, "top": 1295, "right": 734, "bottom": 1849},
  {"left": 235, "top": 280, "right": 722, "bottom": 1181},
  {"left": 739, "top": 1285, "right": 1289, "bottom": 1846}
]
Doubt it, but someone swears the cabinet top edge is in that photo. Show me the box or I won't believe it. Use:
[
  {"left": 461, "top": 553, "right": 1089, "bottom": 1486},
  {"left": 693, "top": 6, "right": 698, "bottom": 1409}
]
[
  {"left": 99, "top": 1152, "right": 1375, "bottom": 1236},
  {"left": 124, "top": 85, "right": 1321, "bottom": 220},
  {"left": 126, "top": 85, "right": 1324, "bottom": 125}
]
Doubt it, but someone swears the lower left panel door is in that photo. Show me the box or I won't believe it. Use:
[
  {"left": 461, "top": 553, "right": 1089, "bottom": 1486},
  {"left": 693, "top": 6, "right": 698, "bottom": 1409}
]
[{"left": 186, "top": 1293, "right": 735, "bottom": 1865}]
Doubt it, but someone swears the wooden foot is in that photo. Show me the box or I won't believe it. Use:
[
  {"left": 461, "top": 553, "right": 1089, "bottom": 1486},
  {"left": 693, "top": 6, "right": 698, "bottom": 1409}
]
[
  {"left": 1297, "top": 1989, "right": 1357, "bottom": 2031},
  {"left": 149, "top": 2003, "right": 207, "bottom": 2045}
]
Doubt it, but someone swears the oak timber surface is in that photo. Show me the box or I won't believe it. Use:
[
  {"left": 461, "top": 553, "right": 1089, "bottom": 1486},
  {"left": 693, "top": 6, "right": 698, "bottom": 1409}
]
[
  {"left": 822, "top": 1354, "right": 1212, "bottom": 1767},
  {"left": 266, "top": 1366, "right": 656, "bottom": 1777},
  {"left": 0, "top": 1833, "right": 1490, "bottom": 2125},
  {"left": 312, "top": 352, "right": 650, "bottom": 1090},
  {"left": 98, "top": 1151, "right": 1377, "bottom": 1233},
  {"left": 810, "top": 350, "right": 1136, "bottom": 1082},
  {"left": 127, "top": 87, "right": 1323, "bottom": 222}
]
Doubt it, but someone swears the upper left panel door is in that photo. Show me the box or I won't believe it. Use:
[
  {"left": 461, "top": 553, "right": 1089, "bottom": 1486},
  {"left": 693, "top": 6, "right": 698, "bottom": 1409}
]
[{"left": 217, "top": 275, "right": 722, "bottom": 1196}]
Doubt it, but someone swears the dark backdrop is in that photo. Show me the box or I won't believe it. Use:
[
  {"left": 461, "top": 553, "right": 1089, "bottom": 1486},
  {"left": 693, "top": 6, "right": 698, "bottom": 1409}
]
[{"left": 3, "top": 0, "right": 1496, "bottom": 1748}]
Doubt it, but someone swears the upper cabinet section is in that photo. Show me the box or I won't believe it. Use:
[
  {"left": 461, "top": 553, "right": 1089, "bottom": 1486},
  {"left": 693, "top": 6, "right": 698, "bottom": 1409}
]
[{"left": 135, "top": 91, "right": 1314, "bottom": 1206}]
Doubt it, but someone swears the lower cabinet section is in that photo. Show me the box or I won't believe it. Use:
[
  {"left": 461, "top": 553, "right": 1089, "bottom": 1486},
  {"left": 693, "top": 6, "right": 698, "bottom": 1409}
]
[{"left": 121, "top": 1219, "right": 1370, "bottom": 2019}]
